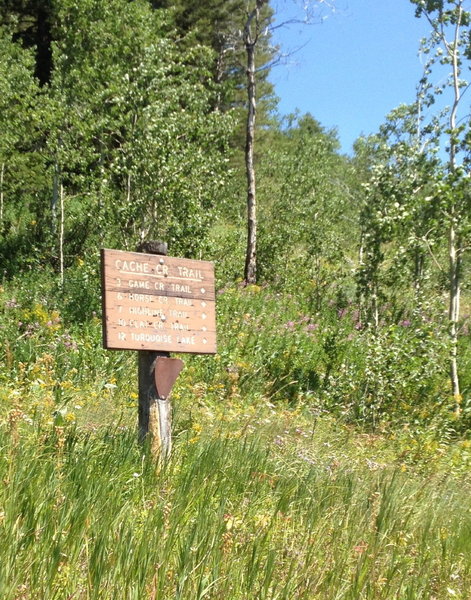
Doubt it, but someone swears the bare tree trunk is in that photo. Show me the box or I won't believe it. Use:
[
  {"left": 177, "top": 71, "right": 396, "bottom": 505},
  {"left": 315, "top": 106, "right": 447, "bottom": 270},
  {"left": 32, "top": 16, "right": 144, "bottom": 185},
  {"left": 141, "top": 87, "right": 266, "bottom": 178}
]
[
  {"left": 242, "top": 0, "right": 267, "bottom": 285},
  {"left": 447, "top": 5, "right": 463, "bottom": 413},
  {"left": 448, "top": 218, "right": 461, "bottom": 410},
  {"left": 244, "top": 39, "right": 257, "bottom": 284}
]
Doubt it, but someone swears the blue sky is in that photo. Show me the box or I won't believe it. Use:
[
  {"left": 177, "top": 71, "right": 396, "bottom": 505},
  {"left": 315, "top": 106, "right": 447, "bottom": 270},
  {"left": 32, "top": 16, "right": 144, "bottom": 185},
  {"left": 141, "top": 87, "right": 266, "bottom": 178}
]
[{"left": 269, "top": 0, "right": 432, "bottom": 154}]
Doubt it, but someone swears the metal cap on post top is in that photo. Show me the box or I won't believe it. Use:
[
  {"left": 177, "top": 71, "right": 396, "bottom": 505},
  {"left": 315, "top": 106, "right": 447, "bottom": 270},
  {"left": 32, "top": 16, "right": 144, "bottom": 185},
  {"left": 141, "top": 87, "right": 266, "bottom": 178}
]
[{"left": 136, "top": 240, "right": 168, "bottom": 256}]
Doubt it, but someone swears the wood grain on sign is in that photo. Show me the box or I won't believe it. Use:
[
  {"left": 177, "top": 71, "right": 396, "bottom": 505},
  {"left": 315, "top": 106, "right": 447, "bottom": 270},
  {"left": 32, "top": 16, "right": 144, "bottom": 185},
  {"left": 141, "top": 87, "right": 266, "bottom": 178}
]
[{"left": 101, "top": 248, "right": 217, "bottom": 353}]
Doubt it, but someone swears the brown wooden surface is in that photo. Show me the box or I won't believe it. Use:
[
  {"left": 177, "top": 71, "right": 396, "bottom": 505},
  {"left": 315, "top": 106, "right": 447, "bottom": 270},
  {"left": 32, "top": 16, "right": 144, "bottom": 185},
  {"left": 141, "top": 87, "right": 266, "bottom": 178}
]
[{"left": 101, "top": 248, "right": 216, "bottom": 353}]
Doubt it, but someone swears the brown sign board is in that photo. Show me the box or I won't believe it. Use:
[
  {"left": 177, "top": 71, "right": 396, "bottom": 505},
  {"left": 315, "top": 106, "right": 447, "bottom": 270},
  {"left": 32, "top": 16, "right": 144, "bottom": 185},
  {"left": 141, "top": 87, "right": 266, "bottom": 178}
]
[{"left": 101, "top": 248, "right": 216, "bottom": 354}]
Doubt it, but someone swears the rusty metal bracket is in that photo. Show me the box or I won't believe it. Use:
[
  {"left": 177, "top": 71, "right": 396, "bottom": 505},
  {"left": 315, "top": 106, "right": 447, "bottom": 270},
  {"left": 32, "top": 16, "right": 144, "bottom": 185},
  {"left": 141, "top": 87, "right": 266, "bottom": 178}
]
[{"left": 154, "top": 357, "right": 184, "bottom": 399}]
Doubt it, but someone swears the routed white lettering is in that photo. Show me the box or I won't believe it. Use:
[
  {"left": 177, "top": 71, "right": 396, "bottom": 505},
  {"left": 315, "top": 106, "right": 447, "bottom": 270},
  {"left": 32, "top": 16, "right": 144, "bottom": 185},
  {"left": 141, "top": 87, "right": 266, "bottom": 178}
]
[
  {"left": 154, "top": 264, "right": 169, "bottom": 276},
  {"left": 177, "top": 266, "right": 203, "bottom": 280},
  {"left": 129, "top": 306, "right": 164, "bottom": 317},
  {"left": 169, "top": 309, "right": 188, "bottom": 318},
  {"left": 171, "top": 322, "right": 189, "bottom": 331},
  {"left": 129, "top": 293, "right": 154, "bottom": 302},
  {"left": 130, "top": 333, "right": 172, "bottom": 343},
  {"left": 171, "top": 283, "right": 191, "bottom": 293},
  {"left": 115, "top": 259, "right": 150, "bottom": 273},
  {"left": 129, "top": 280, "right": 150, "bottom": 289},
  {"left": 175, "top": 297, "right": 193, "bottom": 306},
  {"left": 177, "top": 335, "right": 196, "bottom": 345}
]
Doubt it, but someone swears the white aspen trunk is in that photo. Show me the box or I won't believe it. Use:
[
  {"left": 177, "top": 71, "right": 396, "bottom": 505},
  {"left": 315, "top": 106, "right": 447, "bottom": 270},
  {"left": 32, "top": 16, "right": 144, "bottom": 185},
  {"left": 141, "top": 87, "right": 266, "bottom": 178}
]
[
  {"left": 126, "top": 172, "right": 131, "bottom": 205},
  {"left": 371, "top": 286, "right": 379, "bottom": 330},
  {"left": 244, "top": 40, "right": 257, "bottom": 284},
  {"left": 448, "top": 219, "right": 461, "bottom": 409},
  {"left": 52, "top": 162, "right": 59, "bottom": 230},
  {"left": 358, "top": 235, "right": 365, "bottom": 327},
  {"left": 243, "top": 0, "right": 267, "bottom": 285},
  {"left": 312, "top": 255, "right": 322, "bottom": 311},
  {"left": 59, "top": 181, "right": 65, "bottom": 287},
  {"left": 447, "top": 4, "right": 463, "bottom": 412}
]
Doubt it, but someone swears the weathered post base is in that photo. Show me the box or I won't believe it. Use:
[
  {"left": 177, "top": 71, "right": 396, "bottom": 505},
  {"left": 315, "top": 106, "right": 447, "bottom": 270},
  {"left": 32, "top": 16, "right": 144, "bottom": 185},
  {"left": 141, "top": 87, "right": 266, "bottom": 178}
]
[
  {"left": 138, "top": 351, "right": 184, "bottom": 461},
  {"left": 138, "top": 351, "right": 168, "bottom": 456}
]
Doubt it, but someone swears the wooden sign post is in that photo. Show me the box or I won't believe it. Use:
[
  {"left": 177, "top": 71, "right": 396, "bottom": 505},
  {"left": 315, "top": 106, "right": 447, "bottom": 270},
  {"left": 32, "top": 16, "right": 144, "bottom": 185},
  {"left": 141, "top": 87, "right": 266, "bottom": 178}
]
[{"left": 101, "top": 242, "right": 216, "bottom": 460}]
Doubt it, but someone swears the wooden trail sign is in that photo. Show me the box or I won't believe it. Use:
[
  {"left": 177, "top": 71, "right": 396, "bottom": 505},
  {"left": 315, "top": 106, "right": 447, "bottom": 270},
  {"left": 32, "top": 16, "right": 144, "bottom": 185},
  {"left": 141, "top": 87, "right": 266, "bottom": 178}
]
[
  {"left": 101, "top": 248, "right": 216, "bottom": 354},
  {"left": 101, "top": 245, "right": 217, "bottom": 462}
]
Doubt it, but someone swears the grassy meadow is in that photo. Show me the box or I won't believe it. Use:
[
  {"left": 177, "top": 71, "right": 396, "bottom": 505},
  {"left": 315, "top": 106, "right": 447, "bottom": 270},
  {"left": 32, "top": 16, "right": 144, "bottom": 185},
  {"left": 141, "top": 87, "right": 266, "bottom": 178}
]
[{"left": 0, "top": 265, "right": 470, "bottom": 599}]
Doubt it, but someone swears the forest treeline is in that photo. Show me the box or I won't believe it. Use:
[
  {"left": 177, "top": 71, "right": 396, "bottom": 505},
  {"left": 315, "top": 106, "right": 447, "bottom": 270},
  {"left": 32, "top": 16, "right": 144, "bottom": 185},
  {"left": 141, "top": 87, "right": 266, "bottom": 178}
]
[{"left": 0, "top": 0, "right": 470, "bottom": 430}]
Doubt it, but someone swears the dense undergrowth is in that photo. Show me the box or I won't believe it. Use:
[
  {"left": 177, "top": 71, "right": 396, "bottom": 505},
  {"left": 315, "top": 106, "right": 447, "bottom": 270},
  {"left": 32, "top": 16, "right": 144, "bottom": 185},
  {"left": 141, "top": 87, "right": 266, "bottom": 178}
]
[{"left": 1, "top": 261, "right": 470, "bottom": 435}]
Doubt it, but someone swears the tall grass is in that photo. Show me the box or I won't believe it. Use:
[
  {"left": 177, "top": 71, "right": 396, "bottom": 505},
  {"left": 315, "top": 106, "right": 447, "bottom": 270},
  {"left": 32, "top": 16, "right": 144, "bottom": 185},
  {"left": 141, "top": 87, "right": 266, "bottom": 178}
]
[
  {"left": 1, "top": 423, "right": 469, "bottom": 599},
  {"left": 1, "top": 269, "right": 470, "bottom": 598}
]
